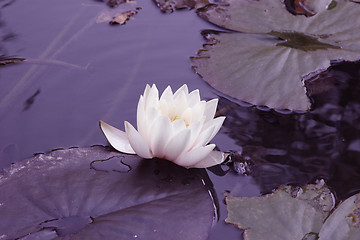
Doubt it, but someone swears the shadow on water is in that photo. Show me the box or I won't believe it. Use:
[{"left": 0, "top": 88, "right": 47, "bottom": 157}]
[
  {"left": 220, "top": 61, "right": 360, "bottom": 201},
  {"left": 0, "top": 0, "right": 17, "bottom": 58}
]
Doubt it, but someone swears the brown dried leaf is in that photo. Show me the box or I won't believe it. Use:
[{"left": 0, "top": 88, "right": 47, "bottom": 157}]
[{"left": 109, "top": 9, "right": 139, "bottom": 25}]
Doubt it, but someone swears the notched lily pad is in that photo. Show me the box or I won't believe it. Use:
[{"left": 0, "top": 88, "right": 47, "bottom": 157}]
[
  {"left": 225, "top": 180, "right": 334, "bottom": 240},
  {"left": 90, "top": 155, "right": 131, "bottom": 172},
  {"left": 192, "top": 0, "right": 360, "bottom": 111},
  {"left": 0, "top": 146, "right": 214, "bottom": 239}
]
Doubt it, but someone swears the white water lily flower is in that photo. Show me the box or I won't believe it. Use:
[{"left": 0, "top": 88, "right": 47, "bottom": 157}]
[{"left": 100, "top": 84, "right": 226, "bottom": 168}]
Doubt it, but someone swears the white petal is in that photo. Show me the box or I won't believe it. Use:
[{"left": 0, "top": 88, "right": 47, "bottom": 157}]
[
  {"left": 204, "top": 98, "right": 219, "bottom": 121},
  {"left": 172, "top": 118, "right": 187, "bottom": 135},
  {"left": 206, "top": 116, "right": 226, "bottom": 144},
  {"left": 160, "top": 86, "right": 174, "bottom": 103},
  {"left": 150, "top": 115, "right": 173, "bottom": 158},
  {"left": 188, "top": 89, "right": 201, "bottom": 106},
  {"left": 173, "top": 91, "right": 188, "bottom": 115},
  {"left": 146, "top": 106, "right": 160, "bottom": 124},
  {"left": 142, "top": 106, "right": 160, "bottom": 145},
  {"left": 174, "top": 84, "right": 189, "bottom": 97},
  {"left": 190, "top": 150, "right": 225, "bottom": 168},
  {"left": 99, "top": 120, "right": 136, "bottom": 154},
  {"left": 174, "top": 144, "right": 215, "bottom": 168},
  {"left": 159, "top": 86, "right": 173, "bottom": 116},
  {"left": 144, "top": 84, "right": 159, "bottom": 112},
  {"left": 124, "top": 121, "right": 152, "bottom": 159},
  {"left": 189, "top": 101, "right": 206, "bottom": 123},
  {"left": 181, "top": 108, "right": 193, "bottom": 126},
  {"left": 137, "top": 95, "right": 146, "bottom": 136},
  {"left": 192, "top": 125, "right": 215, "bottom": 149},
  {"left": 163, "top": 128, "right": 191, "bottom": 161},
  {"left": 142, "top": 84, "right": 151, "bottom": 100},
  {"left": 187, "top": 120, "right": 203, "bottom": 148}
]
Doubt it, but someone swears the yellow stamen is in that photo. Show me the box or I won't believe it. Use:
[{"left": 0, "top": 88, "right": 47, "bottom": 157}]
[{"left": 169, "top": 115, "right": 189, "bottom": 127}]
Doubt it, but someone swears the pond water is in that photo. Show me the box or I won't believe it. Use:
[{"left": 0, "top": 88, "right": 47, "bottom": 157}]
[{"left": 1, "top": 0, "right": 360, "bottom": 239}]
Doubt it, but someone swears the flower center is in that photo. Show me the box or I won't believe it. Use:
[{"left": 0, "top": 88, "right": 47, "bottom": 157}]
[{"left": 169, "top": 115, "right": 189, "bottom": 127}]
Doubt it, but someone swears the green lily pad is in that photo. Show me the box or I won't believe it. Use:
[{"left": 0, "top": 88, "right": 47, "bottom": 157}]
[
  {"left": 191, "top": 0, "right": 360, "bottom": 111},
  {"left": 225, "top": 180, "right": 334, "bottom": 240}
]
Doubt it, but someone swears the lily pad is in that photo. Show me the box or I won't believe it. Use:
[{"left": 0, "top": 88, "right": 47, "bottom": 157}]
[
  {"left": 191, "top": 0, "right": 360, "bottom": 111},
  {"left": 225, "top": 180, "right": 334, "bottom": 240},
  {"left": 96, "top": 0, "right": 141, "bottom": 25},
  {"left": 217, "top": 61, "right": 360, "bottom": 197},
  {"left": 285, "top": 0, "right": 332, "bottom": 16},
  {"left": 225, "top": 179, "right": 360, "bottom": 240},
  {"left": 0, "top": 146, "right": 214, "bottom": 239},
  {"left": 319, "top": 192, "right": 360, "bottom": 240},
  {"left": 0, "top": 57, "right": 25, "bottom": 66},
  {"left": 154, "top": 0, "right": 210, "bottom": 12}
]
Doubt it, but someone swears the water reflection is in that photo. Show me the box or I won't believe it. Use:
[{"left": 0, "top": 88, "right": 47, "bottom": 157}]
[
  {"left": 221, "top": 61, "right": 360, "bottom": 201},
  {"left": 0, "top": 0, "right": 16, "bottom": 57}
]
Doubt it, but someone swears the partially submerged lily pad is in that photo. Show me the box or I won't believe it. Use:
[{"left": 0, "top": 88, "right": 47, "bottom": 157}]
[
  {"left": 0, "top": 146, "right": 214, "bottom": 239},
  {"left": 109, "top": 9, "right": 140, "bottom": 25},
  {"left": 285, "top": 0, "right": 332, "bottom": 16},
  {"left": 96, "top": 0, "right": 141, "bottom": 25},
  {"left": 225, "top": 180, "right": 360, "bottom": 240},
  {"left": 0, "top": 57, "right": 25, "bottom": 66},
  {"left": 218, "top": 61, "right": 360, "bottom": 197},
  {"left": 319, "top": 192, "right": 360, "bottom": 240},
  {"left": 191, "top": 0, "right": 360, "bottom": 111},
  {"left": 154, "top": 0, "right": 210, "bottom": 12},
  {"left": 225, "top": 180, "right": 334, "bottom": 240}
]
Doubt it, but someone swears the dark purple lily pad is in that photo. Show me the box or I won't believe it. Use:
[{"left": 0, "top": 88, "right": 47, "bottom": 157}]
[
  {"left": 217, "top": 61, "right": 360, "bottom": 199},
  {"left": 0, "top": 146, "right": 214, "bottom": 239},
  {"left": 192, "top": 0, "right": 360, "bottom": 111}
]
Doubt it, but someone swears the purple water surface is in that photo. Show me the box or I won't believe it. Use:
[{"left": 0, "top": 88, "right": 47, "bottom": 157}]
[{"left": 1, "top": 0, "right": 360, "bottom": 239}]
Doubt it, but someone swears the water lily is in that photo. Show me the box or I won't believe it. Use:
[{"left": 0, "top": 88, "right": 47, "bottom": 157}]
[{"left": 100, "top": 84, "right": 226, "bottom": 168}]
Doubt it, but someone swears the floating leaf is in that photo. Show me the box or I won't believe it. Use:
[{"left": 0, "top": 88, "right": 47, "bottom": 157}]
[
  {"left": 225, "top": 180, "right": 334, "bottom": 240},
  {"left": 154, "top": 0, "right": 210, "bottom": 12},
  {"left": 100, "top": 0, "right": 133, "bottom": 8},
  {"left": 0, "top": 146, "right": 214, "bottom": 239},
  {"left": 319, "top": 192, "right": 360, "bottom": 240},
  {"left": 109, "top": 9, "right": 140, "bottom": 25},
  {"left": 217, "top": 61, "right": 360, "bottom": 197},
  {"left": 225, "top": 179, "right": 360, "bottom": 240},
  {"left": 285, "top": 0, "right": 332, "bottom": 16},
  {"left": 96, "top": 0, "right": 140, "bottom": 25},
  {"left": 192, "top": 0, "right": 360, "bottom": 111},
  {"left": 0, "top": 57, "right": 25, "bottom": 66}
]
